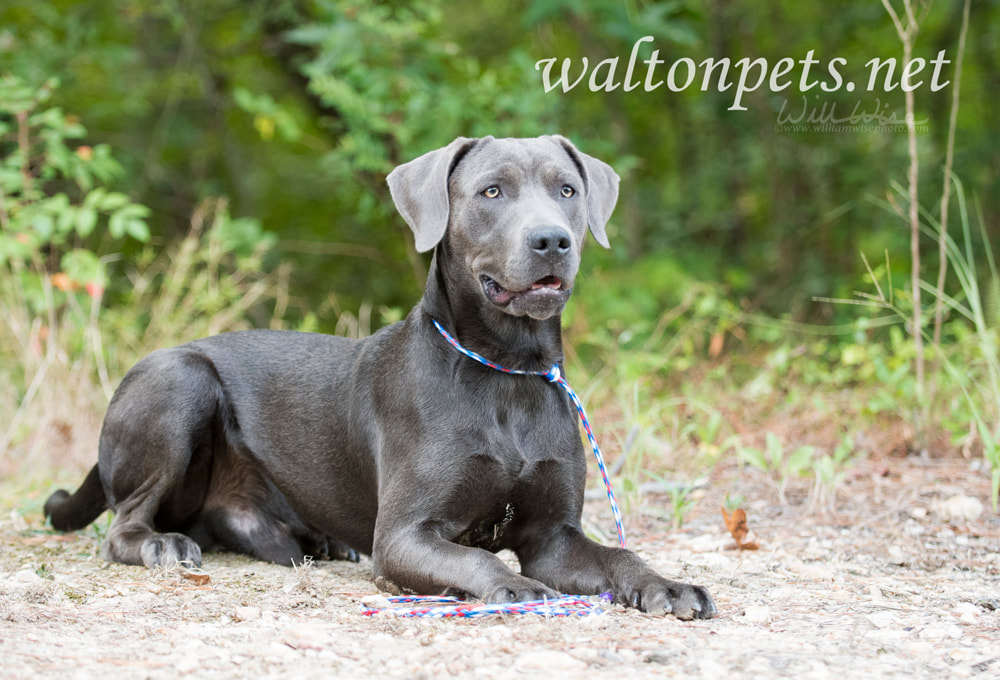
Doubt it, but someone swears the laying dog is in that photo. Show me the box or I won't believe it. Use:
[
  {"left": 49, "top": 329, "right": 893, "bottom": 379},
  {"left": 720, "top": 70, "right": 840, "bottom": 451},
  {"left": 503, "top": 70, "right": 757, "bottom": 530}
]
[{"left": 45, "top": 135, "right": 716, "bottom": 619}]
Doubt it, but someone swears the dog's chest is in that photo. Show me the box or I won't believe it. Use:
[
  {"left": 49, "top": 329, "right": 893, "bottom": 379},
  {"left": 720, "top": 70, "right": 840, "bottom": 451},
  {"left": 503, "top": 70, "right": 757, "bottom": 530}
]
[{"left": 447, "top": 404, "right": 576, "bottom": 551}]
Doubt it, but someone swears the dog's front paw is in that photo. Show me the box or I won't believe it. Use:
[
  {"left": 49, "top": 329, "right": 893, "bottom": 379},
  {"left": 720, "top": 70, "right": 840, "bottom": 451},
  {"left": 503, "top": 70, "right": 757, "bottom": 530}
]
[
  {"left": 484, "top": 577, "right": 558, "bottom": 604},
  {"left": 621, "top": 576, "right": 716, "bottom": 620}
]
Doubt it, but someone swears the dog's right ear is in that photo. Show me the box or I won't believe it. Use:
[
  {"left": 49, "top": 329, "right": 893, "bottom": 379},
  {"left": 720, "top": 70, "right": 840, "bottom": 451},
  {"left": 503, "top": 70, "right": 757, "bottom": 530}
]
[{"left": 387, "top": 137, "right": 480, "bottom": 253}]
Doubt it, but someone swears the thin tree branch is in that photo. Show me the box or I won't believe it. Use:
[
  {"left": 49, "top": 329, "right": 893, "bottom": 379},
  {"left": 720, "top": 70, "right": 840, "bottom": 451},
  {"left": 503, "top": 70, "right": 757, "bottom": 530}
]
[
  {"left": 880, "top": 0, "right": 907, "bottom": 40},
  {"left": 931, "top": 0, "right": 971, "bottom": 380}
]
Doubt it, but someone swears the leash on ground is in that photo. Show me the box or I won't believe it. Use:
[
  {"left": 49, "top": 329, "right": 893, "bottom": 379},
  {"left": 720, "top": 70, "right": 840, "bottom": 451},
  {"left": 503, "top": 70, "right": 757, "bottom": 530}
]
[
  {"left": 359, "top": 321, "right": 626, "bottom": 618},
  {"left": 360, "top": 593, "right": 613, "bottom": 618}
]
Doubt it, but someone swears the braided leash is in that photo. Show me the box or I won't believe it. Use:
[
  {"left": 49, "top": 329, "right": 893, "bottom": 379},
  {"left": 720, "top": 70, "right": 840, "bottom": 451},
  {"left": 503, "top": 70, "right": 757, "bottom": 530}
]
[
  {"left": 432, "top": 318, "right": 626, "bottom": 550},
  {"left": 360, "top": 593, "right": 611, "bottom": 619}
]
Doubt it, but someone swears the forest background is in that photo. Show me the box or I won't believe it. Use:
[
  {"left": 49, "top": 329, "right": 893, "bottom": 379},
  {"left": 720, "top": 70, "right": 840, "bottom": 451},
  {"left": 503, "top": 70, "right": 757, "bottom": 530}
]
[{"left": 1, "top": 0, "right": 998, "bottom": 513}]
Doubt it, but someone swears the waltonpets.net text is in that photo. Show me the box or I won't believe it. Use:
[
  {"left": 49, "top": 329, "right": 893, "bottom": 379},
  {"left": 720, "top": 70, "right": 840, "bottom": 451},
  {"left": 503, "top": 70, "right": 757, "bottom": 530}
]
[{"left": 534, "top": 36, "right": 953, "bottom": 112}]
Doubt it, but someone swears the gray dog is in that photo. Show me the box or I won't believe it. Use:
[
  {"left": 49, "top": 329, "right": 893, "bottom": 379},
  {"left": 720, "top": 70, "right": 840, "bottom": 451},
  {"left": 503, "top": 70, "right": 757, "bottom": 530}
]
[{"left": 45, "top": 135, "right": 716, "bottom": 619}]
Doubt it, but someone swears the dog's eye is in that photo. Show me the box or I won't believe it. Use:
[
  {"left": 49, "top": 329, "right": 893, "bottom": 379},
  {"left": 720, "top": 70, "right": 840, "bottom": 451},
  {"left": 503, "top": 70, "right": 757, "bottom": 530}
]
[
  {"left": 560, "top": 185, "right": 575, "bottom": 198},
  {"left": 482, "top": 186, "right": 501, "bottom": 199}
]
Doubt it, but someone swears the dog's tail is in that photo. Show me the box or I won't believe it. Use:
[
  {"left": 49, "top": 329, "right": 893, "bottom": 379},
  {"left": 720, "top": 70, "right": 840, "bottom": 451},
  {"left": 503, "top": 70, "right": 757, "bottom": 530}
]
[{"left": 44, "top": 464, "right": 109, "bottom": 531}]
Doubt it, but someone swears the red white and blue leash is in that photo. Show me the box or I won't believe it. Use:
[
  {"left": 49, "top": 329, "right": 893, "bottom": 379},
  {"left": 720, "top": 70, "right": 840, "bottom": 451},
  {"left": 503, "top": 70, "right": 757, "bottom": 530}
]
[
  {"left": 360, "top": 593, "right": 612, "bottom": 618},
  {"left": 432, "top": 318, "right": 626, "bottom": 550},
  {"left": 359, "top": 319, "right": 626, "bottom": 618}
]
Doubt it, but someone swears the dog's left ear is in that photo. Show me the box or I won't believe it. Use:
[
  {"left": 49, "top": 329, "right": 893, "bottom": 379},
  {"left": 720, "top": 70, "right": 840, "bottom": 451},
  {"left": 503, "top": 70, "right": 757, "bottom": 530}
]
[
  {"left": 551, "top": 135, "right": 619, "bottom": 249},
  {"left": 387, "top": 137, "right": 481, "bottom": 253}
]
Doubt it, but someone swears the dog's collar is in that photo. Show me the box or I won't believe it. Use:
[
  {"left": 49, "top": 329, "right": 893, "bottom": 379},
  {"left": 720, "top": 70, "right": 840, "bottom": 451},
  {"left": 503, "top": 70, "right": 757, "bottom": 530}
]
[{"left": 431, "top": 318, "right": 626, "bottom": 549}]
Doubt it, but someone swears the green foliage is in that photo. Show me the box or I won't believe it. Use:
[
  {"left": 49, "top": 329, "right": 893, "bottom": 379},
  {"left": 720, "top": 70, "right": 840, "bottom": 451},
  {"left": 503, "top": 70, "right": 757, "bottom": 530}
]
[
  {"left": 810, "top": 434, "right": 859, "bottom": 512},
  {"left": 722, "top": 492, "right": 746, "bottom": 513},
  {"left": 736, "top": 432, "right": 816, "bottom": 504},
  {"left": 2, "top": 0, "right": 996, "bottom": 327},
  {"left": 0, "top": 1, "right": 997, "bottom": 510},
  {"left": 0, "top": 78, "right": 284, "bottom": 465},
  {"left": 289, "top": 1, "right": 549, "bottom": 167},
  {"left": 0, "top": 76, "right": 150, "bottom": 298},
  {"left": 666, "top": 483, "right": 697, "bottom": 531},
  {"left": 823, "top": 177, "right": 1000, "bottom": 506}
]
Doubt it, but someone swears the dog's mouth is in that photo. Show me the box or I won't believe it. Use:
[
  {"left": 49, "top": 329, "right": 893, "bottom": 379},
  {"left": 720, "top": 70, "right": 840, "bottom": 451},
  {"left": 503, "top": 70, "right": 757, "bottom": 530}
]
[{"left": 480, "top": 274, "right": 569, "bottom": 308}]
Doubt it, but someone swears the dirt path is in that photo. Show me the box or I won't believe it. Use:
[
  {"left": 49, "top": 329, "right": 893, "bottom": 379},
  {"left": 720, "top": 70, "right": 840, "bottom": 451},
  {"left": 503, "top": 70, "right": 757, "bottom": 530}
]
[{"left": 2, "top": 458, "right": 998, "bottom": 679}]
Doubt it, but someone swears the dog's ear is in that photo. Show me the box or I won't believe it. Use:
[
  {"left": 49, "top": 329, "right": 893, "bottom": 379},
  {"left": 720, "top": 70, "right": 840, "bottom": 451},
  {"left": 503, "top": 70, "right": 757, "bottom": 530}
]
[
  {"left": 387, "top": 137, "right": 480, "bottom": 253},
  {"left": 551, "top": 135, "right": 619, "bottom": 249}
]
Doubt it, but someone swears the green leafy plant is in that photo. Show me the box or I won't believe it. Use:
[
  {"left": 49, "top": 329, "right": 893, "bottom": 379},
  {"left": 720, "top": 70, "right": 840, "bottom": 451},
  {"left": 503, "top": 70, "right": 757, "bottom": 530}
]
[
  {"left": 736, "top": 432, "right": 815, "bottom": 505},
  {"left": 920, "top": 181, "right": 1000, "bottom": 506},
  {"left": 828, "top": 177, "right": 1000, "bottom": 508},
  {"left": 666, "top": 484, "right": 697, "bottom": 531},
  {"left": 0, "top": 78, "right": 285, "bottom": 479},
  {"left": 810, "top": 434, "right": 860, "bottom": 512},
  {"left": 722, "top": 492, "right": 746, "bottom": 513},
  {"left": 1, "top": 76, "right": 152, "bottom": 458}
]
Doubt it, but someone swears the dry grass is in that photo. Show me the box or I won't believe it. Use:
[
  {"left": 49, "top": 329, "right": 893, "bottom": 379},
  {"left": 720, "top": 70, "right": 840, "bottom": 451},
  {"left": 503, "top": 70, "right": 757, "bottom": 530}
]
[{"left": 1, "top": 199, "right": 285, "bottom": 481}]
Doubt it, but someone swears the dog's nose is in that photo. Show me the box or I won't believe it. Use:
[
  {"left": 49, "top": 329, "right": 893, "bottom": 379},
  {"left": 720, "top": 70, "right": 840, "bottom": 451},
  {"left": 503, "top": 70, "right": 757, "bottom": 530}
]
[{"left": 528, "top": 226, "right": 573, "bottom": 261}]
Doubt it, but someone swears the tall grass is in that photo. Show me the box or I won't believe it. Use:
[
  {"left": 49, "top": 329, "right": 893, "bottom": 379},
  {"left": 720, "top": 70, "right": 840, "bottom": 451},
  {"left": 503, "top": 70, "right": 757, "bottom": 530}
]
[
  {"left": 922, "top": 181, "right": 1000, "bottom": 505},
  {"left": 0, "top": 200, "right": 286, "bottom": 480},
  {"left": 847, "top": 178, "right": 1000, "bottom": 506}
]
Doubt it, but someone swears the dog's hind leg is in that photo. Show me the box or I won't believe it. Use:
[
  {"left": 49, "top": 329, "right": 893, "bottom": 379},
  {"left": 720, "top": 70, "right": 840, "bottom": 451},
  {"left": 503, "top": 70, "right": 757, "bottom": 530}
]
[
  {"left": 192, "top": 504, "right": 314, "bottom": 567},
  {"left": 97, "top": 349, "right": 218, "bottom": 568},
  {"left": 192, "top": 468, "right": 360, "bottom": 566},
  {"left": 102, "top": 489, "right": 204, "bottom": 568}
]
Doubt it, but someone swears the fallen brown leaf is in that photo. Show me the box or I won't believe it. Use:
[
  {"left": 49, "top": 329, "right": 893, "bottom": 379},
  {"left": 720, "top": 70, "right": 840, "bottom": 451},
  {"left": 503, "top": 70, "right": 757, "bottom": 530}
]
[
  {"left": 180, "top": 570, "right": 211, "bottom": 586},
  {"left": 722, "top": 506, "right": 760, "bottom": 550}
]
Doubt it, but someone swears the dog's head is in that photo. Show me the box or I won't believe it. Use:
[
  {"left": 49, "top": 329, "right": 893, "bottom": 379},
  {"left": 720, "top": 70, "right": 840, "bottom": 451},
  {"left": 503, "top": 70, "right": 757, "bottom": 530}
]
[{"left": 387, "top": 135, "right": 619, "bottom": 320}]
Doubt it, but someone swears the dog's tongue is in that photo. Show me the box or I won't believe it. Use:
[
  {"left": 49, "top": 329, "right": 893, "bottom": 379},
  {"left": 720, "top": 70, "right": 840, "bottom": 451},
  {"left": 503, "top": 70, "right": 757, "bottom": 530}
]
[{"left": 530, "top": 276, "right": 562, "bottom": 290}]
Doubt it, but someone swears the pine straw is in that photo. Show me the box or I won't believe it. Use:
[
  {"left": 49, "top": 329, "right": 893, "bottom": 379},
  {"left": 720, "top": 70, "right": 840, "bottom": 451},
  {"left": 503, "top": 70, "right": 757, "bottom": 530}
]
[{"left": 1, "top": 454, "right": 997, "bottom": 679}]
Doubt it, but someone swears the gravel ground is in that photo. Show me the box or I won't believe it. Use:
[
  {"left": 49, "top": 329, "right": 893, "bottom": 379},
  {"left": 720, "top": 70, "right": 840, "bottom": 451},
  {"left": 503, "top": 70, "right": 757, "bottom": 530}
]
[{"left": 2, "top": 457, "right": 998, "bottom": 679}]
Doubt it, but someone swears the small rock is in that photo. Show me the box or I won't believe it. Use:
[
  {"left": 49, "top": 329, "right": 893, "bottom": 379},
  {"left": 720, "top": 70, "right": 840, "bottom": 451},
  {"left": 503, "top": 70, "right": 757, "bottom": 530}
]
[
  {"left": 887, "top": 546, "right": 907, "bottom": 565},
  {"left": 360, "top": 594, "right": 392, "bottom": 609},
  {"left": 10, "top": 512, "right": 28, "bottom": 532},
  {"left": 919, "top": 623, "right": 963, "bottom": 640},
  {"left": 11, "top": 570, "right": 43, "bottom": 584},
  {"left": 865, "top": 628, "right": 910, "bottom": 642},
  {"left": 568, "top": 648, "right": 598, "bottom": 663},
  {"left": 234, "top": 606, "right": 261, "bottom": 622},
  {"left": 954, "top": 601, "right": 980, "bottom": 624},
  {"left": 865, "top": 611, "right": 897, "bottom": 629},
  {"left": 788, "top": 560, "right": 835, "bottom": 580},
  {"left": 932, "top": 495, "right": 984, "bottom": 523},
  {"left": 175, "top": 656, "right": 201, "bottom": 675},
  {"left": 698, "top": 659, "right": 729, "bottom": 676},
  {"left": 747, "top": 656, "right": 775, "bottom": 675},
  {"left": 770, "top": 586, "right": 797, "bottom": 601},
  {"left": 687, "top": 552, "right": 732, "bottom": 570},
  {"left": 743, "top": 605, "right": 772, "bottom": 624},
  {"left": 515, "top": 650, "right": 586, "bottom": 671},
  {"left": 598, "top": 649, "right": 625, "bottom": 664},
  {"left": 281, "top": 624, "right": 329, "bottom": 651}
]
